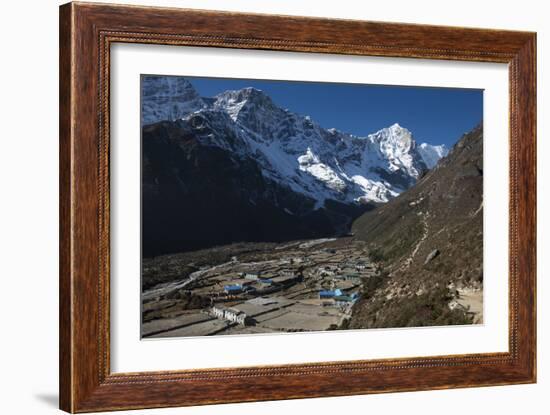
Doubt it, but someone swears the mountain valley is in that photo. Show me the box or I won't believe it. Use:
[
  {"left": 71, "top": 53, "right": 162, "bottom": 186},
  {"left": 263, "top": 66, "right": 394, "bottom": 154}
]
[
  {"left": 140, "top": 75, "right": 482, "bottom": 334},
  {"left": 142, "top": 76, "right": 448, "bottom": 257}
]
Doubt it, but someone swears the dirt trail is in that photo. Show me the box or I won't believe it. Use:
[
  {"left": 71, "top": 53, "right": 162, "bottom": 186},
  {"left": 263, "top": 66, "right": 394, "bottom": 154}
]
[{"left": 397, "top": 211, "right": 430, "bottom": 272}]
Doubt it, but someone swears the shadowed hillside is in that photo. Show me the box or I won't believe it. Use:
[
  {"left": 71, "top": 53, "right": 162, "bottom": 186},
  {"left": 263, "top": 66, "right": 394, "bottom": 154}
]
[
  {"left": 349, "top": 124, "right": 483, "bottom": 328},
  {"left": 142, "top": 121, "right": 371, "bottom": 257}
]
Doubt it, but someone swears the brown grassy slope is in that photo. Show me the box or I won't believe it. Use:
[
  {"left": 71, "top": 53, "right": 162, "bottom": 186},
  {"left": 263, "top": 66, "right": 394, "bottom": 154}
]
[{"left": 349, "top": 125, "right": 483, "bottom": 328}]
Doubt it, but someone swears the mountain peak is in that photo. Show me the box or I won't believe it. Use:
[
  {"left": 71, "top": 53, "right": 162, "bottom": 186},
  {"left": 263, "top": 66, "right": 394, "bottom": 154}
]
[
  {"left": 369, "top": 123, "right": 412, "bottom": 141},
  {"left": 141, "top": 76, "right": 206, "bottom": 125},
  {"left": 417, "top": 143, "right": 449, "bottom": 168},
  {"left": 213, "top": 87, "right": 276, "bottom": 121},
  {"left": 215, "top": 87, "right": 272, "bottom": 105},
  {"left": 242, "top": 86, "right": 266, "bottom": 96},
  {"left": 388, "top": 122, "right": 412, "bottom": 136},
  {"left": 365, "top": 124, "right": 423, "bottom": 179}
]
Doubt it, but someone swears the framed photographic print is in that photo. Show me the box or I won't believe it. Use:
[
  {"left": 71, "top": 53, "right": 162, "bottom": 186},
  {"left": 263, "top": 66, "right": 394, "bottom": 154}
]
[{"left": 59, "top": 2, "right": 536, "bottom": 412}]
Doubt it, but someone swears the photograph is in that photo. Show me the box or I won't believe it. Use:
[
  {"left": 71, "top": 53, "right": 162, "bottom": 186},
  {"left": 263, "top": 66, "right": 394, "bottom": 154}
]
[
  {"left": 140, "top": 75, "right": 484, "bottom": 338},
  {"left": 1, "top": 0, "right": 543, "bottom": 413}
]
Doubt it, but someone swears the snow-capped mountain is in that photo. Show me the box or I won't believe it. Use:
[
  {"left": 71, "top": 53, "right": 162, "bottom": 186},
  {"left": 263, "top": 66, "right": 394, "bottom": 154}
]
[
  {"left": 141, "top": 75, "right": 451, "bottom": 256},
  {"left": 142, "top": 76, "right": 446, "bottom": 206},
  {"left": 417, "top": 142, "right": 449, "bottom": 169}
]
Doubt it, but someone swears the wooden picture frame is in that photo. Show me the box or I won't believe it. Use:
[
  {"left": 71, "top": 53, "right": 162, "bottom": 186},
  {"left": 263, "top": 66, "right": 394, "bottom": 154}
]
[{"left": 59, "top": 2, "right": 536, "bottom": 412}]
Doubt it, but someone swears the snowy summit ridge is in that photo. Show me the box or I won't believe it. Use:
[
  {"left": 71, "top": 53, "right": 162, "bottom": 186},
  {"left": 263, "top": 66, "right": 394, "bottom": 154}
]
[{"left": 142, "top": 75, "right": 448, "bottom": 205}]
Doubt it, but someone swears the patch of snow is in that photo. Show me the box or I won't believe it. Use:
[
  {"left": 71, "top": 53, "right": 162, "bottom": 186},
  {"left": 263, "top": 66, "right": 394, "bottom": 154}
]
[{"left": 298, "top": 148, "right": 347, "bottom": 193}]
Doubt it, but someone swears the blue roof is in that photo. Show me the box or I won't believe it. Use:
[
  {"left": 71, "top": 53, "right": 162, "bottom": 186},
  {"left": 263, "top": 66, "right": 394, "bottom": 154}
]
[
  {"left": 319, "top": 289, "right": 343, "bottom": 297},
  {"left": 224, "top": 284, "right": 242, "bottom": 291}
]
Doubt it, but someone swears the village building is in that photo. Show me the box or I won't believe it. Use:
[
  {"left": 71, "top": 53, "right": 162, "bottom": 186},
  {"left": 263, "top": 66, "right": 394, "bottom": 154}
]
[
  {"left": 224, "top": 307, "right": 250, "bottom": 325},
  {"left": 319, "top": 288, "right": 343, "bottom": 299},
  {"left": 243, "top": 272, "right": 260, "bottom": 280},
  {"left": 210, "top": 306, "right": 225, "bottom": 319},
  {"left": 223, "top": 284, "right": 243, "bottom": 294},
  {"left": 333, "top": 292, "right": 360, "bottom": 305},
  {"left": 333, "top": 295, "right": 353, "bottom": 305},
  {"left": 355, "top": 261, "right": 373, "bottom": 270},
  {"left": 342, "top": 273, "right": 362, "bottom": 282},
  {"left": 210, "top": 306, "right": 251, "bottom": 326}
]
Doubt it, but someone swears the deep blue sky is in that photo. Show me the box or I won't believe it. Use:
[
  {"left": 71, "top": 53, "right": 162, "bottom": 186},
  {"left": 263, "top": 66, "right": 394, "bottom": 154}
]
[{"left": 187, "top": 76, "right": 482, "bottom": 148}]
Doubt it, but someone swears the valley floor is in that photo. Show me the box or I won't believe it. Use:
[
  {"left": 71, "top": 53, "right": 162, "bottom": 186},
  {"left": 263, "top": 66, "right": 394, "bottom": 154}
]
[{"left": 141, "top": 238, "right": 378, "bottom": 338}]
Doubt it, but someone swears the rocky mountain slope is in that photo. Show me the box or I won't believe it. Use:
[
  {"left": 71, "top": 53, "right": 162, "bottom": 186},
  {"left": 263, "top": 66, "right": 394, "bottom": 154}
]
[
  {"left": 349, "top": 124, "right": 483, "bottom": 328},
  {"left": 141, "top": 75, "right": 449, "bottom": 257}
]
